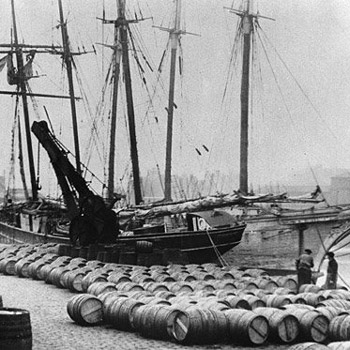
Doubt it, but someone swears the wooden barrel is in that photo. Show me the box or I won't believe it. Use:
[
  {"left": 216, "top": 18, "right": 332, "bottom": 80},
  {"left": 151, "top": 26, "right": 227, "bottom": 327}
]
[
  {"left": 328, "top": 341, "right": 350, "bottom": 349},
  {"left": 263, "top": 294, "right": 292, "bottom": 308},
  {"left": 255, "top": 278, "right": 279, "bottom": 292},
  {"left": 168, "top": 283, "right": 194, "bottom": 294},
  {"left": 171, "top": 306, "right": 226, "bottom": 344},
  {"left": 107, "top": 272, "right": 132, "bottom": 284},
  {"left": 62, "top": 269, "right": 92, "bottom": 292},
  {"left": 0, "top": 308, "right": 32, "bottom": 350},
  {"left": 81, "top": 272, "right": 108, "bottom": 292},
  {"left": 253, "top": 307, "right": 299, "bottom": 344},
  {"left": 66, "top": 294, "right": 103, "bottom": 326},
  {"left": 87, "top": 282, "right": 117, "bottom": 296},
  {"left": 318, "top": 299, "right": 350, "bottom": 310},
  {"left": 0, "top": 257, "right": 20, "bottom": 275},
  {"left": 224, "top": 296, "right": 251, "bottom": 310},
  {"left": 299, "top": 284, "right": 322, "bottom": 293},
  {"left": 27, "top": 260, "right": 47, "bottom": 280},
  {"left": 116, "top": 282, "right": 144, "bottom": 292},
  {"left": 290, "top": 309, "right": 329, "bottom": 342},
  {"left": 105, "top": 297, "right": 144, "bottom": 331},
  {"left": 134, "top": 304, "right": 188, "bottom": 340},
  {"left": 14, "top": 258, "right": 35, "bottom": 278},
  {"left": 143, "top": 282, "right": 169, "bottom": 293},
  {"left": 329, "top": 314, "right": 350, "bottom": 341},
  {"left": 241, "top": 295, "right": 266, "bottom": 309},
  {"left": 298, "top": 292, "right": 325, "bottom": 307},
  {"left": 288, "top": 343, "right": 330, "bottom": 349},
  {"left": 316, "top": 307, "right": 349, "bottom": 321},
  {"left": 275, "top": 276, "right": 298, "bottom": 291},
  {"left": 224, "top": 309, "right": 269, "bottom": 345}
]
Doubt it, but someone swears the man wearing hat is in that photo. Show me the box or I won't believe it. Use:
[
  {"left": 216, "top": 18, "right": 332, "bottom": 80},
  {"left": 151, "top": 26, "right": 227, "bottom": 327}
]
[
  {"left": 325, "top": 252, "right": 338, "bottom": 289},
  {"left": 296, "top": 248, "right": 314, "bottom": 290}
]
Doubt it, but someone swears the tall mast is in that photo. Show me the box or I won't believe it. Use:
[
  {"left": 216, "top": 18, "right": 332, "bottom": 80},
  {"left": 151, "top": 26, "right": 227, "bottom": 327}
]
[
  {"left": 58, "top": 0, "right": 81, "bottom": 173},
  {"left": 11, "top": 0, "right": 38, "bottom": 201},
  {"left": 227, "top": 1, "right": 273, "bottom": 194},
  {"left": 118, "top": 0, "right": 142, "bottom": 205},
  {"left": 107, "top": 9, "right": 122, "bottom": 202},
  {"left": 164, "top": 0, "right": 181, "bottom": 202},
  {"left": 239, "top": 0, "right": 252, "bottom": 195}
]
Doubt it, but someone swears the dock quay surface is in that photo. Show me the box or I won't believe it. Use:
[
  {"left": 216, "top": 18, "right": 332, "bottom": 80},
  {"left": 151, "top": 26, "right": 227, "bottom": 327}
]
[
  {"left": 0, "top": 243, "right": 347, "bottom": 350},
  {"left": 0, "top": 274, "right": 291, "bottom": 350}
]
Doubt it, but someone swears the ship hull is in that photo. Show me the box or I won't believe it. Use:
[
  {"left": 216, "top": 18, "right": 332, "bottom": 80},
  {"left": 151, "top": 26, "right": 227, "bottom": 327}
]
[{"left": 0, "top": 221, "right": 245, "bottom": 265}]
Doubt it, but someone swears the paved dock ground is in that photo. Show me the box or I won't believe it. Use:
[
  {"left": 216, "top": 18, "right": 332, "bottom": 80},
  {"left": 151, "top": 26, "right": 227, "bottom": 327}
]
[{"left": 0, "top": 274, "right": 290, "bottom": 350}]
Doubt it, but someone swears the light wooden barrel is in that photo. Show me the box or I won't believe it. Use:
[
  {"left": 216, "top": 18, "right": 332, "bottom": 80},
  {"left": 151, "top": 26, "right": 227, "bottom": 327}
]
[
  {"left": 253, "top": 307, "right": 299, "bottom": 343},
  {"left": 328, "top": 341, "right": 350, "bottom": 349},
  {"left": 288, "top": 343, "right": 330, "bottom": 349},
  {"left": 299, "top": 284, "right": 322, "bottom": 293},
  {"left": 298, "top": 292, "right": 325, "bottom": 307},
  {"left": 81, "top": 272, "right": 108, "bottom": 292},
  {"left": 241, "top": 295, "right": 266, "bottom": 309},
  {"left": 224, "top": 309, "right": 269, "bottom": 345},
  {"left": 104, "top": 297, "right": 144, "bottom": 331},
  {"left": 170, "top": 306, "right": 227, "bottom": 344},
  {"left": 62, "top": 268, "right": 92, "bottom": 292},
  {"left": 224, "top": 296, "right": 251, "bottom": 310},
  {"left": 290, "top": 309, "right": 329, "bottom": 342},
  {"left": 133, "top": 304, "right": 188, "bottom": 340},
  {"left": 329, "top": 314, "right": 350, "bottom": 341},
  {"left": 318, "top": 299, "right": 350, "bottom": 310},
  {"left": 316, "top": 306, "right": 349, "bottom": 321},
  {"left": 66, "top": 294, "right": 103, "bottom": 326},
  {"left": 275, "top": 276, "right": 298, "bottom": 291},
  {"left": 263, "top": 294, "right": 292, "bottom": 308},
  {"left": 87, "top": 282, "right": 117, "bottom": 296}
]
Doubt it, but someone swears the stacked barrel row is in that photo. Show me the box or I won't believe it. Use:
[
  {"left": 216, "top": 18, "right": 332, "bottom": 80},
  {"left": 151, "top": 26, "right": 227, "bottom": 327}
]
[{"left": 1, "top": 244, "right": 350, "bottom": 347}]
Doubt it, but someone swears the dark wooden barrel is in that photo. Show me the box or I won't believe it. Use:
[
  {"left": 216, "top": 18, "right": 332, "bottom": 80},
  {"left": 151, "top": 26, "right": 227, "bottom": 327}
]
[
  {"left": 224, "top": 309, "right": 269, "bottom": 345},
  {"left": 0, "top": 308, "right": 32, "bottom": 350},
  {"left": 66, "top": 294, "right": 103, "bottom": 326}
]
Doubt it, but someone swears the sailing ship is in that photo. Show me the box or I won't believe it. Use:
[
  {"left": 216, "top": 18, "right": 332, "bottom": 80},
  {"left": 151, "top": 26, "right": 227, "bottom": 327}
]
[{"left": 0, "top": 0, "right": 246, "bottom": 265}]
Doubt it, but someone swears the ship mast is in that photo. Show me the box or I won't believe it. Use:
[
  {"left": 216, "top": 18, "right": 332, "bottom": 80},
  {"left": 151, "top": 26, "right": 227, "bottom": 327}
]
[
  {"left": 58, "top": 0, "right": 81, "bottom": 173},
  {"left": 163, "top": 0, "right": 181, "bottom": 202},
  {"left": 227, "top": 0, "right": 273, "bottom": 195},
  {"left": 101, "top": 0, "right": 143, "bottom": 205},
  {"left": 106, "top": 7, "right": 122, "bottom": 202},
  {"left": 240, "top": 0, "right": 252, "bottom": 195},
  {"left": 11, "top": 0, "right": 38, "bottom": 201}
]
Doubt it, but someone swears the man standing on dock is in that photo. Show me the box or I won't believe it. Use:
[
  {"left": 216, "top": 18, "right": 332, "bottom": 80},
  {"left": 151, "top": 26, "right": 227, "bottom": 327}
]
[
  {"left": 296, "top": 248, "right": 314, "bottom": 290},
  {"left": 325, "top": 251, "right": 338, "bottom": 289}
]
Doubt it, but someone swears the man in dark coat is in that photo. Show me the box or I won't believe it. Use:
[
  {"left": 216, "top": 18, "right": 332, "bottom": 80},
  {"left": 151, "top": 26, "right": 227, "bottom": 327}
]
[
  {"left": 325, "top": 251, "right": 338, "bottom": 289},
  {"left": 296, "top": 248, "right": 314, "bottom": 291}
]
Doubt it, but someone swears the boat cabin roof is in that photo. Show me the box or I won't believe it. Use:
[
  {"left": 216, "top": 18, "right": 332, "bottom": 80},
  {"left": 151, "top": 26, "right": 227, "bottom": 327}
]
[{"left": 188, "top": 210, "right": 236, "bottom": 227}]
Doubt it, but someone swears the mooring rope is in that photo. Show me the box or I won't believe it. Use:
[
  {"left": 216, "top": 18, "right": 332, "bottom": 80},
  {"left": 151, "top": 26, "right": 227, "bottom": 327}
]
[{"left": 205, "top": 229, "right": 229, "bottom": 267}]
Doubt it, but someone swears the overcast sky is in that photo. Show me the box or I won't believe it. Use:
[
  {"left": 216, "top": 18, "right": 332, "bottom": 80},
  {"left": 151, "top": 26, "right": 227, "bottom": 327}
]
[{"left": 1, "top": 0, "right": 350, "bottom": 196}]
